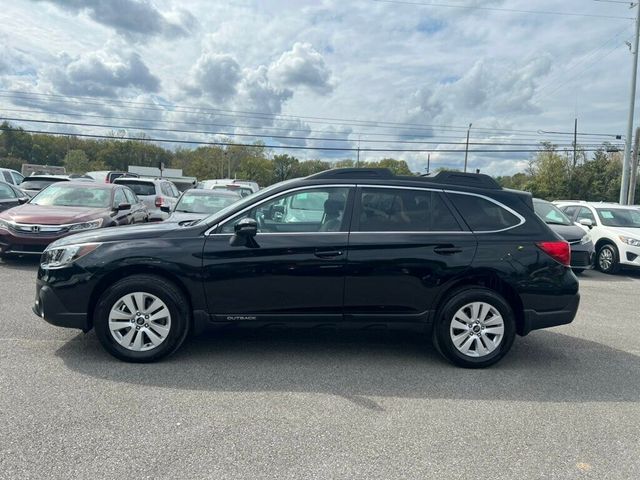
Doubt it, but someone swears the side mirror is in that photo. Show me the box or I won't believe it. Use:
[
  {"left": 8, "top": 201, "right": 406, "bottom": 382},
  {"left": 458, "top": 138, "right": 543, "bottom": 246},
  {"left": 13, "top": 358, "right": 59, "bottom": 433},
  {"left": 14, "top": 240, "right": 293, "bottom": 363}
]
[
  {"left": 579, "top": 218, "right": 593, "bottom": 229},
  {"left": 18, "top": 197, "right": 29, "bottom": 205},
  {"left": 115, "top": 203, "right": 131, "bottom": 211},
  {"left": 229, "top": 218, "right": 259, "bottom": 248},
  {"left": 160, "top": 205, "right": 171, "bottom": 213}
]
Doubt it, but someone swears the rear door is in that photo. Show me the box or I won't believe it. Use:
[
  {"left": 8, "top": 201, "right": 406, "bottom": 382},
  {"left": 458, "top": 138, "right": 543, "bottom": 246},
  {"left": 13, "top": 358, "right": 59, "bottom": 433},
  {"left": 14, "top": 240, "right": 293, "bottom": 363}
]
[{"left": 343, "top": 186, "right": 477, "bottom": 322}]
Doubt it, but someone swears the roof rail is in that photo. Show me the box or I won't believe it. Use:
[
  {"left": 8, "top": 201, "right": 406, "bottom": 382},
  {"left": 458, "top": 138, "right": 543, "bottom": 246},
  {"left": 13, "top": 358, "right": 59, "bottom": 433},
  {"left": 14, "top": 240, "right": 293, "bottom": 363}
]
[
  {"left": 307, "top": 168, "right": 394, "bottom": 180},
  {"left": 427, "top": 171, "right": 501, "bottom": 190}
]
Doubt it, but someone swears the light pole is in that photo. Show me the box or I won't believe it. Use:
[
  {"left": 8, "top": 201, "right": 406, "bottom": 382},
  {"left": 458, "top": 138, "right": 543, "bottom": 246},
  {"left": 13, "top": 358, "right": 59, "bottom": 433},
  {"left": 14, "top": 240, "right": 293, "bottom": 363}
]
[
  {"left": 620, "top": 2, "right": 640, "bottom": 204},
  {"left": 463, "top": 123, "right": 472, "bottom": 173}
]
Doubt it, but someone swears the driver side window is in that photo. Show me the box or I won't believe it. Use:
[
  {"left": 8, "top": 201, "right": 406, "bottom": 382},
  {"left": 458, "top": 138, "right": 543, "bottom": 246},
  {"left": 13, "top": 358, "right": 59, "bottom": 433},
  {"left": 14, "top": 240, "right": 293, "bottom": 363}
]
[{"left": 219, "top": 187, "right": 350, "bottom": 233}]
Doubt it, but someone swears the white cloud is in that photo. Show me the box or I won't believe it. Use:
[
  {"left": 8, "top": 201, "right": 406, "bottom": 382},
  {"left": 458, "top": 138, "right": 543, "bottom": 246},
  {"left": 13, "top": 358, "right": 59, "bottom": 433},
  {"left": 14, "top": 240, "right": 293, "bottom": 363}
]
[{"left": 269, "top": 42, "right": 334, "bottom": 95}]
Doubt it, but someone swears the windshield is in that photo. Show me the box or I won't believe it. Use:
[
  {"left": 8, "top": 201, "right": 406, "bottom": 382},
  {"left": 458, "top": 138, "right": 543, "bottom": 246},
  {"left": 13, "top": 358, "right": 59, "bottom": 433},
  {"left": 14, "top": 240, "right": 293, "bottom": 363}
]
[
  {"left": 176, "top": 192, "right": 239, "bottom": 214},
  {"left": 534, "top": 201, "right": 572, "bottom": 226},
  {"left": 30, "top": 184, "right": 111, "bottom": 208},
  {"left": 116, "top": 181, "right": 155, "bottom": 196},
  {"left": 20, "top": 179, "right": 67, "bottom": 191},
  {"left": 596, "top": 208, "right": 640, "bottom": 228},
  {"left": 212, "top": 185, "right": 253, "bottom": 197}
]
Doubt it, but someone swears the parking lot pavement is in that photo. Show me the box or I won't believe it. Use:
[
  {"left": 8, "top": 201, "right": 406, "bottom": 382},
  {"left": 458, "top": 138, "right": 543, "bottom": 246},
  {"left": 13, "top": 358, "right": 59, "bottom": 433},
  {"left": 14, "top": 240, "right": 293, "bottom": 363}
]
[{"left": 0, "top": 260, "right": 639, "bottom": 480}]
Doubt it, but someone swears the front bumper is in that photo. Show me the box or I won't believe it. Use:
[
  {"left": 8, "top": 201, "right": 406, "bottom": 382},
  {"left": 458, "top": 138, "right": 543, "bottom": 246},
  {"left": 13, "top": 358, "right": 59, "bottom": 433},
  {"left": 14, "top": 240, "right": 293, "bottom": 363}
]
[
  {"left": 0, "top": 230, "right": 69, "bottom": 255},
  {"left": 619, "top": 243, "right": 640, "bottom": 267},
  {"left": 33, "top": 276, "right": 91, "bottom": 332},
  {"left": 521, "top": 293, "right": 580, "bottom": 336}
]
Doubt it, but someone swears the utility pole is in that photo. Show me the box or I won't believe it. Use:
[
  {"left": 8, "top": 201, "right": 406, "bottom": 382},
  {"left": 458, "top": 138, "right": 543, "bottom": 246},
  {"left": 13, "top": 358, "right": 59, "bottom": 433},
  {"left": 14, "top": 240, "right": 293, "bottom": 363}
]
[
  {"left": 628, "top": 126, "right": 640, "bottom": 204},
  {"left": 356, "top": 134, "right": 361, "bottom": 167},
  {"left": 572, "top": 118, "right": 578, "bottom": 168},
  {"left": 464, "top": 123, "right": 472, "bottom": 173},
  {"left": 426, "top": 153, "right": 431, "bottom": 174},
  {"left": 620, "top": 2, "right": 640, "bottom": 205}
]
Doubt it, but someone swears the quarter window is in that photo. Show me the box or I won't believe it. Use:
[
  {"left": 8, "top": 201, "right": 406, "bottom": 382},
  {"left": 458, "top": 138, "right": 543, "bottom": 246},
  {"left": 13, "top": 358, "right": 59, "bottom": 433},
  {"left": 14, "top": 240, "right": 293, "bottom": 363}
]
[
  {"left": 2, "top": 171, "right": 11, "bottom": 183},
  {"left": 219, "top": 187, "right": 350, "bottom": 233},
  {"left": 448, "top": 193, "right": 520, "bottom": 232},
  {"left": 356, "top": 188, "right": 461, "bottom": 232}
]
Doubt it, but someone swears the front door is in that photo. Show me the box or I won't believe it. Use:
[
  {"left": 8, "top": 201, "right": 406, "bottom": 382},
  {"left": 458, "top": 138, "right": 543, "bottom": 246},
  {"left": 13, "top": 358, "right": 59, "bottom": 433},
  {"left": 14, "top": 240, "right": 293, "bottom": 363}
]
[
  {"left": 202, "top": 185, "right": 354, "bottom": 321},
  {"left": 344, "top": 186, "right": 477, "bottom": 322}
]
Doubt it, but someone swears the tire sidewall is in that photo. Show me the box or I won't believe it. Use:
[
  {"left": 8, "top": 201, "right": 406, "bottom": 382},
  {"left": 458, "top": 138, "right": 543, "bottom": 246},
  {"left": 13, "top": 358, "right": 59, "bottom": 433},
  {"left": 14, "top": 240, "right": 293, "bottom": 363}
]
[
  {"left": 597, "top": 244, "right": 619, "bottom": 274},
  {"left": 94, "top": 276, "right": 189, "bottom": 362},
  {"left": 434, "top": 288, "right": 516, "bottom": 368}
]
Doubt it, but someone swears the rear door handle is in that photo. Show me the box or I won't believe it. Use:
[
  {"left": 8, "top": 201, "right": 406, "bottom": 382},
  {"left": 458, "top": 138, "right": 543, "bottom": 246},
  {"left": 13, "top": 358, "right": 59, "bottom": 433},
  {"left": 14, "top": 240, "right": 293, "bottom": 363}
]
[
  {"left": 433, "top": 246, "right": 463, "bottom": 255},
  {"left": 314, "top": 249, "right": 344, "bottom": 258}
]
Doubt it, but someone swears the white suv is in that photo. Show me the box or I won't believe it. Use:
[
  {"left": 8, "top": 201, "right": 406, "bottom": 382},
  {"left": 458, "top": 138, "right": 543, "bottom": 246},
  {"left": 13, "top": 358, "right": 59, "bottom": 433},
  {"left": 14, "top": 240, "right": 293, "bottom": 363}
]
[
  {"left": 555, "top": 201, "right": 640, "bottom": 274},
  {"left": 0, "top": 168, "right": 24, "bottom": 187}
]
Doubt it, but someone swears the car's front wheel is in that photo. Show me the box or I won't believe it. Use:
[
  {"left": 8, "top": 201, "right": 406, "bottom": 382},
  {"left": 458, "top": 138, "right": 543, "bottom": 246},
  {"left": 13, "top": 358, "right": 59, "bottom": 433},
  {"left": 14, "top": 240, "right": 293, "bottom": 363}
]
[
  {"left": 596, "top": 244, "right": 620, "bottom": 274},
  {"left": 94, "top": 275, "right": 190, "bottom": 362},
  {"left": 433, "top": 288, "right": 516, "bottom": 368}
]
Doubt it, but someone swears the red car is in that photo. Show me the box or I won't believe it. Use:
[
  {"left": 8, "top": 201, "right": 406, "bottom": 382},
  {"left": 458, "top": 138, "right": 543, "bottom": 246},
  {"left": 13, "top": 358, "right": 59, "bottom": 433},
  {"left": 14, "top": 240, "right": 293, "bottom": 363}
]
[{"left": 0, "top": 182, "right": 149, "bottom": 257}]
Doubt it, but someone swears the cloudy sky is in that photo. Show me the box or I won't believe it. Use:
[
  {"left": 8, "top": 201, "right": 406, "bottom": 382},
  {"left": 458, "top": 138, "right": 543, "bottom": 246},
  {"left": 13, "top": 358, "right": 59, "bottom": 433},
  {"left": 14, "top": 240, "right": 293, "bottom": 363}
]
[{"left": 0, "top": 0, "right": 636, "bottom": 175}]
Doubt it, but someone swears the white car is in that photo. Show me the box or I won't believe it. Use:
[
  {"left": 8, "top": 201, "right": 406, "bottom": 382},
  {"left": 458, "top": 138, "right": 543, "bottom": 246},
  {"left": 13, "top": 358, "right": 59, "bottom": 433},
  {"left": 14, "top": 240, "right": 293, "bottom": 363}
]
[
  {"left": 555, "top": 201, "right": 640, "bottom": 274},
  {"left": 0, "top": 167, "right": 24, "bottom": 187},
  {"left": 198, "top": 179, "right": 259, "bottom": 197}
]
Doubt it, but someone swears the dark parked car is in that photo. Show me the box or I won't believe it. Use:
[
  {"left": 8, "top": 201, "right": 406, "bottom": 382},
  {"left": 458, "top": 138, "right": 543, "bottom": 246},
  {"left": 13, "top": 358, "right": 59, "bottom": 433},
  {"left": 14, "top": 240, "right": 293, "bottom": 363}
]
[
  {"left": 0, "top": 181, "right": 30, "bottom": 212},
  {"left": 164, "top": 189, "right": 241, "bottom": 223},
  {"left": 34, "top": 169, "right": 580, "bottom": 368},
  {"left": 0, "top": 182, "right": 149, "bottom": 256},
  {"left": 533, "top": 198, "right": 594, "bottom": 272}
]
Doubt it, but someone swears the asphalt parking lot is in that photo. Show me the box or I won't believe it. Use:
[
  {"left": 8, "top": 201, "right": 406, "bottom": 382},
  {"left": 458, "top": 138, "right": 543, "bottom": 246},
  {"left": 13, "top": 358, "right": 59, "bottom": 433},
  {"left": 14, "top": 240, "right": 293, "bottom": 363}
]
[{"left": 0, "top": 259, "right": 639, "bottom": 480}]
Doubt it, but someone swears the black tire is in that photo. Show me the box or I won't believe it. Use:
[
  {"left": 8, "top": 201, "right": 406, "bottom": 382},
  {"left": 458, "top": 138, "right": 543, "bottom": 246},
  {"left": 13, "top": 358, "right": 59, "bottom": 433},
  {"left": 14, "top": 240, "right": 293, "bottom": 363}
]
[
  {"left": 94, "top": 275, "right": 190, "bottom": 363},
  {"left": 596, "top": 243, "right": 620, "bottom": 274},
  {"left": 572, "top": 268, "right": 584, "bottom": 275},
  {"left": 432, "top": 288, "right": 516, "bottom": 369}
]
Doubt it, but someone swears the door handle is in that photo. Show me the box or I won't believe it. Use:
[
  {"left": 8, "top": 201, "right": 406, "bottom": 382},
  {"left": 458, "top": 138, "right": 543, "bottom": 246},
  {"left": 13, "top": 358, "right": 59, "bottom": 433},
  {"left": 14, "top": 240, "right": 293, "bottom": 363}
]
[
  {"left": 314, "top": 249, "right": 344, "bottom": 258},
  {"left": 433, "top": 246, "right": 463, "bottom": 255}
]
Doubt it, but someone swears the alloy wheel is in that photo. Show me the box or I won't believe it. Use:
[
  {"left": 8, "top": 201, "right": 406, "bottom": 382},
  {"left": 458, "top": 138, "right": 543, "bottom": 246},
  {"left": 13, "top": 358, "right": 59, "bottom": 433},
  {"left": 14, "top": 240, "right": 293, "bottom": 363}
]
[
  {"left": 108, "top": 292, "right": 172, "bottom": 351},
  {"left": 598, "top": 247, "right": 613, "bottom": 271},
  {"left": 449, "top": 302, "right": 505, "bottom": 358}
]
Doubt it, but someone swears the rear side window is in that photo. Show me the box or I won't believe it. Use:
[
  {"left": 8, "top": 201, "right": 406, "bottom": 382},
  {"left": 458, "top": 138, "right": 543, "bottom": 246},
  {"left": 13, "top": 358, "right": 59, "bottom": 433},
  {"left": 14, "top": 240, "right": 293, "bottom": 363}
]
[
  {"left": 161, "top": 183, "right": 173, "bottom": 196},
  {"left": 117, "top": 181, "right": 155, "bottom": 196},
  {"left": 448, "top": 193, "right": 520, "bottom": 232},
  {"left": 2, "top": 171, "right": 12, "bottom": 183},
  {"left": 356, "top": 188, "right": 461, "bottom": 232},
  {"left": 0, "top": 183, "right": 17, "bottom": 199}
]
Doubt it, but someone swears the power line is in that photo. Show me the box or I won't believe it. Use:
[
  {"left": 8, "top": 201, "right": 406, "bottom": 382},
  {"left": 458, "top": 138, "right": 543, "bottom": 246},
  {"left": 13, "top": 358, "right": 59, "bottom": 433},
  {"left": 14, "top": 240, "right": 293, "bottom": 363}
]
[
  {"left": 5, "top": 127, "right": 621, "bottom": 154},
  {"left": 0, "top": 116, "right": 623, "bottom": 149},
  {"left": 0, "top": 90, "right": 623, "bottom": 141},
  {"left": 370, "top": 0, "right": 634, "bottom": 20}
]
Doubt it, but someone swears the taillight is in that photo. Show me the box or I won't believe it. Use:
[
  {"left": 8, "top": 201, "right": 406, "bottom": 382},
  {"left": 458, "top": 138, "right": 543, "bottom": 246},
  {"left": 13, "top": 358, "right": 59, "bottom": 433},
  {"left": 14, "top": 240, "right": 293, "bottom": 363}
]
[
  {"left": 155, "top": 196, "right": 164, "bottom": 208},
  {"left": 536, "top": 241, "right": 571, "bottom": 266}
]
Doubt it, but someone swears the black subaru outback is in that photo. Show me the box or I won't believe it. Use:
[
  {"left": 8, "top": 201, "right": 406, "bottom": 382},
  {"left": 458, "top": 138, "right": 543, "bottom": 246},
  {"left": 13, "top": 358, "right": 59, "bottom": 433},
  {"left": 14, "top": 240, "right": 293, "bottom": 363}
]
[{"left": 34, "top": 168, "right": 579, "bottom": 368}]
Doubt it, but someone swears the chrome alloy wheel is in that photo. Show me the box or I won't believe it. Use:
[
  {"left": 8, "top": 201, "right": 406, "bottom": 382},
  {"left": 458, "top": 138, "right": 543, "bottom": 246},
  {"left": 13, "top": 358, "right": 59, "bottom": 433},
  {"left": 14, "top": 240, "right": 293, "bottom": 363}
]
[
  {"left": 108, "top": 292, "right": 172, "bottom": 352},
  {"left": 598, "top": 247, "right": 613, "bottom": 271},
  {"left": 449, "top": 302, "right": 505, "bottom": 358}
]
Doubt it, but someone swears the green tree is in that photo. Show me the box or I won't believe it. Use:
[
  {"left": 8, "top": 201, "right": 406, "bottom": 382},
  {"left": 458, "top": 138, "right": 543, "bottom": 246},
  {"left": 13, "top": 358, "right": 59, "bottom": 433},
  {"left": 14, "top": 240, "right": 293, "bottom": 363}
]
[{"left": 272, "top": 154, "right": 299, "bottom": 182}]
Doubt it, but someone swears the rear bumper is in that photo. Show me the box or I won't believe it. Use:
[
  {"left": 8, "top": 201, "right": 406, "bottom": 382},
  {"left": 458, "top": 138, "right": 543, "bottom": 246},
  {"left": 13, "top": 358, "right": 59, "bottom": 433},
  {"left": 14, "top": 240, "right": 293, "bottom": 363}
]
[
  {"left": 521, "top": 293, "right": 580, "bottom": 335},
  {"left": 33, "top": 282, "right": 90, "bottom": 331}
]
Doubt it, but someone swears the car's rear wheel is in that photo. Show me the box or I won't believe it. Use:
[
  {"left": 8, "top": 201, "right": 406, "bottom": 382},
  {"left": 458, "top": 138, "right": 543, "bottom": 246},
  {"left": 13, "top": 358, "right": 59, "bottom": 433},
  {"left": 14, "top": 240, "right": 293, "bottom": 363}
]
[
  {"left": 596, "top": 244, "right": 620, "bottom": 274},
  {"left": 433, "top": 288, "right": 516, "bottom": 368},
  {"left": 94, "top": 275, "right": 190, "bottom": 362}
]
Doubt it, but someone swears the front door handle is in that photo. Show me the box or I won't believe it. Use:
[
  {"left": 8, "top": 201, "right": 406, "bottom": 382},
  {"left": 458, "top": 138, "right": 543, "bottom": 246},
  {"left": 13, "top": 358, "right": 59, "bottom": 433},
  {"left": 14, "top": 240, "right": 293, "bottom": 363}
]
[
  {"left": 314, "top": 249, "right": 344, "bottom": 258},
  {"left": 433, "top": 246, "right": 463, "bottom": 255}
]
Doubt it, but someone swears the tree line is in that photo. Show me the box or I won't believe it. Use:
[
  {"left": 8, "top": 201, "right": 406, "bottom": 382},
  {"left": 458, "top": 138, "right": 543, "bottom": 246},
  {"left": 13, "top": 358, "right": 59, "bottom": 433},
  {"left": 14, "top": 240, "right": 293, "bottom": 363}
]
[
  {"left": 2, "top": 122, "right": 637, "bottom": 201},
  {"left": 0, "top": 122, "right": 412, "bottom": 186}
]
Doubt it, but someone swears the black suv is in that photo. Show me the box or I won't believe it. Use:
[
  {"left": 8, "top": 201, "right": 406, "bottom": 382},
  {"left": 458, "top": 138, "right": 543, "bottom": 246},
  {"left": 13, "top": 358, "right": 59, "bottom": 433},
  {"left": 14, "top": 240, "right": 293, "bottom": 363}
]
[{"left": 34, "top": 169, "right": 579, "bottom": 368}]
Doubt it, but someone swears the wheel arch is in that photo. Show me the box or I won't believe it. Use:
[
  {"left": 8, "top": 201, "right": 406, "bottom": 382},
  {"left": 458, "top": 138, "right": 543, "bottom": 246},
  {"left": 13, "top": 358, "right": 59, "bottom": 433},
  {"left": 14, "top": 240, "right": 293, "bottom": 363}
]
[
  {"left": 594, "top": 237, "right": 616, "bottom": 252},
  {"left": 434, "top": 269, "right": 526, "bottom": 335},
  {"left": 87, "top": 265, "right": 194, "bottom": 330}
]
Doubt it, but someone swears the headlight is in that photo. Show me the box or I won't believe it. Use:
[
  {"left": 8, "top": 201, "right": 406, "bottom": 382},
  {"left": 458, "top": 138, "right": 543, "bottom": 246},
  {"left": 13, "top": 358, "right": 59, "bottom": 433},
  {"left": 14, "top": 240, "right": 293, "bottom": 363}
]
[
  {"left": 620, "top": 235, "right": 640, "bottom": 247},
  {"left": 0, "top": 219, "right": 9, "bottom": 231},
  {"left": 41, "top": 243, "right": 101, "bottom": 269},
  {"left": 580, "top": 234, "right": 591, "bottom": 245},
  {"left": 68, "top": 218, "right": 103, "bottom": 232}
]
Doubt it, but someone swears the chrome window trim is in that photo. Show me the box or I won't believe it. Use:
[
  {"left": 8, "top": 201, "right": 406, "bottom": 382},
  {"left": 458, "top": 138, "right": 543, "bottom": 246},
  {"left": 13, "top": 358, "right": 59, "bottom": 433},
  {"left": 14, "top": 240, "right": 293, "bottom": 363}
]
[
  {"left": 205, "top": 184, "right": 355, "bottom": 236},
  {"left": 444, "top": 190, "right": 526, "bottom": 234}
]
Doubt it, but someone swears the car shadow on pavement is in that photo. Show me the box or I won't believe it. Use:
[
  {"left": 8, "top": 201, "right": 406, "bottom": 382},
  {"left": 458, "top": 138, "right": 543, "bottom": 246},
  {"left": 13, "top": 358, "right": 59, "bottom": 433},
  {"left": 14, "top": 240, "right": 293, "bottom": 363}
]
[
  {"left": 579, "top": 269, "right": 640, "bottom": 282},
  {"left": 0, "top": 256, "right": 40, "bottom": 271},
  {"left": 55, "top": 327, "right": 640, "bottom": 406}
]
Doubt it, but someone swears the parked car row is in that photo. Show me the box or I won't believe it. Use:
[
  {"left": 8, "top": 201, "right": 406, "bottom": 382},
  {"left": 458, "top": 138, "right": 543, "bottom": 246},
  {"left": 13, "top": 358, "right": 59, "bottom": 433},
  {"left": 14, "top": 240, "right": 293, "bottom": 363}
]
[{"left": 0, "top": 174, "right": 247, "bottom": 256}]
